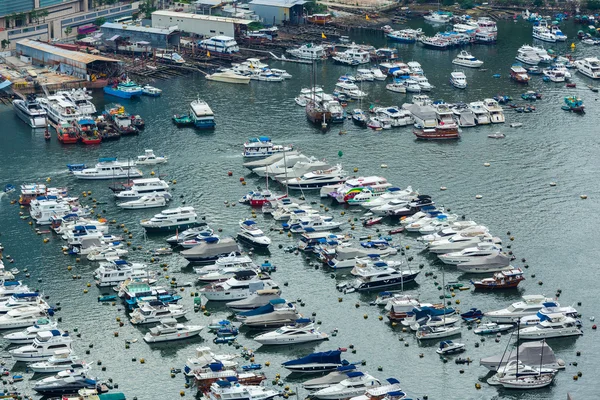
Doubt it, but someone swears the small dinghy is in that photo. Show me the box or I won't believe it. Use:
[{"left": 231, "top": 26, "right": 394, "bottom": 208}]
[
  {"left": 435, "top": 340, "right": 466, "bottom": 355},
  {"left": 363, "top": 216, "right": 383, "bottom": 226},
  {"left": 488, "top": 132, "right": 505, "bottom": 139}
]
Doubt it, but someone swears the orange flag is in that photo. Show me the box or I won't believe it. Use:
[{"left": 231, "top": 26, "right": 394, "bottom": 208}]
[
  {"left": 207, "top": 50, "right": 211, "bottom": 57},
  {"left": 366, "top": 14, "right": 370, "bottom": 21}
]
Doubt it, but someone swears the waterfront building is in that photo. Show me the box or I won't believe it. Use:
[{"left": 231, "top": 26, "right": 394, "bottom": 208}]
[
  {"left": 100, "top": 22, "right": 181, "bottom": 50},
  {"left": 248, "top": 0, "right": 306, "bottom": 25},
  {"left": 151, "top": 11, "right": 252, "bottom": 39}
]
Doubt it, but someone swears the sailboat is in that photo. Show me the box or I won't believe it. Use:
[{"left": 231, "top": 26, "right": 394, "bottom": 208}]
[{"left": 306, "top": 60, "right": 332, "bottom": 129}]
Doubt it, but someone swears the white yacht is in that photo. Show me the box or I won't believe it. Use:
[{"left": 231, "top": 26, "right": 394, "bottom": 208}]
[
  {"left": 129, "top": 302, "right": 187, "bottom": 325},
  {"left": 349, "top": 258, "right": 419, "bottom": 291},
  {"left": 332, "top": 46, "right": 370, "bottom": 65},
  {"left": 0, "top": 293, "right": 47, "bottom": 313},
  {"left": 407, "top": 61, "right": 423, "bottom": 74},
  {"left": 402, "top": 79, "right": 421, "bottom": 93},
  {"left": 118, "top": 193, "right": 168, "bottom": 210},
  {"left": 166, "top": 226, "right": 215, "bottom": 245},
  {"left": 143, "top": 318, "right": 204, "bottom": 343},
  {"left": 94, "top": 260, "right": 152, "bottom": 287},
  {"left": 452, "top": 51, "right": 484, "bottom": 68},
  {"left": 243, "top": 137, "right": 294, "bottom": 159},
  {"left": 206, "top": 69, "right": 251, "bottom": 84},
  {"left": 194, "top": 253, "right": 255, "bottom": 276},
  {"left": 286, "top": 43, "right": 326, "bottom": 60},
  {"left": 411, "top": 75, "right": 433, "bottom": 92},
  {"left": 288, "top": 215, "right": 345, "bottom": 233},
  {"left": 30, "top": 198, "right": 73, "bottom": 225},
  {"left": 424, "top": 12, "right": 451, "bottom": 24},
  {"left": 72, "top": 159, "right": 143, "bottom": 180},
  {"left": 3, "top": 318, "right": 58, "bottom": 344},
  {"left": 237, "top": 220, "right": 271, "bottom": 248},
  {"left": 385, "top": 82, "right": 407, "bottom": 93},
  {"left": 199, "top": 271, "right": 278, "bottom": 302},
  {"left": 135, "top": 149, "right": 167, "bottom": 165},
  {"left": 85, "top": 247, "right": 128, "bottom": 262},
  {"left": 312, "top": 372, "right": 381, "bottom": 400},
  {"left": 438, "top": 243, "right": 503, "bottom": 265},
  {"left": 254, "top": 319, "right": 328, "bottom": 345},
  {"left": 334, "top": 82, "right": 367, "bottom": 99},
  {"left": 273, "top": 160, "right": 331, "bottom": 180},
  {"left": 515, "top": 50, "right": 541, "bottom": 65},
  {"left": 56, "top": 88, "right": 96, "bottom": 115},
  {"left": 427, "top": 231, "right": 501, "bottom": 254},
  {"left": 542, "top": 68, "right": 566, "bottom": 82},
  {"left": 10, "top": 330, "right": 72, "bottom": 362},
  {"left": 114, "top": 177, "right": 170, "bottom": 200},
  {"left": 13, "top": 94, "right": 48, "bottom": 128},
  {"left": 29, "top": 349, "right": 84, "bottom": 373},
  {"left": 38, "top": 95, "right": 81, "bottom": 124},
  {"left": 199, "top": 36, "right": 239, "bottom": 54},
  {"left": 370, "top": 68, "right": 387, "bottom": 81},
  {"left": 205, "top": 379, "right": 279, "bottom": 400},
  {"left": 469, "top": 102, "right": 491, "bottom": 125},
  {"left": 519, "top": 45, "right": 552, "bottom": 62},
  {"left": 373, "top": 107, "right": 414, "bottom": 127},
  {"left": 283, "top": 165, "right": 347, "bottom": 190},
  {"left": 329, "top": 176, "right": 391, "bottom": 204},
  {"left": 574, "top": 57, "right": 600, "bottom": 79},
  {"left": 532, "top": 24, "right": 556, "bottom": 43},
  {"left": 355, "top": 69, "right": 375, "bottom": 81},
  {"left": 450, "top": 71, "right": 467, "bottom": 89},
  {"left": 190, "top": 98, "right": 216, "bottom": 129},
  {"left": 360, "top": 187, "right": 417, "bottom": 209},
  {"left": 485, "top": 295, "right": 559, "bottom": 324},
  {"left": 140, "top": 207, "right": 198, "bottom": 231},
  {"left": 517, "top": 314, "right": 582, "bottom": 340},
  {"left": 415, "top": 324, "right": 461, "bottom": 340},
  {"left": 253, "top": 153, "right": 309, "bottom": 177},
  {"left": 482, "top": 98, "right": 505, "bottom": 123}
]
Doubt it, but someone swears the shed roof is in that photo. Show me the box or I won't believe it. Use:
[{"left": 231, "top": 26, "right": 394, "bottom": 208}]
[
  {"left": 249, "top": 0, "right": 306, "bottom": 7},
  {"left": 16, "top": 39, "right": 119, "bottom": 64},
  {"left": 101, "top": 22, "right": 179, "bottom": 35},
  {"left": 152, "top": 10, "right": 253, "bottom": 25}
]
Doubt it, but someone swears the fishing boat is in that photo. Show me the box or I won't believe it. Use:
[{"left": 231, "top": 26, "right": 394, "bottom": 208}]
[
  {"left": 242, "top": 137, "right": 293, "bottom": 158},
  {"left": 510, "top": 65, "right": 530, "bottom": 83},
  {"left": 140, "top": 207, "right": 198, "bottom": 231},
  {"left": 13, "top": 94, "right": 48, "bottom": 128},
  {"left": 103, "top": 78, "right": 143, "bottom": 99},
  {"left": 282, "top": 350, "right": 348, "bottom": 373},
  {"left": 190, "top": 98, "right": 216, "bottom": 129},
  {"left": 135, "top": 149, "right": 168, "bottom": 165},
  {"left": 435, "top": 340, "right": 466, "bottom": 355},
  {"left": 414, "top": 126, "right": 460, "bottom": 140},
  {"left": 143, "top": 318, "right": 204, "bottom": 343},
  {"left": 561, "top": 95, "right": 585, "bottom": 113},
  {"left": 470, "top": 268, "right": 525, "bottom": 289},
  {"left": 76, "top": 118, "right": 101, "bottom": 145}
]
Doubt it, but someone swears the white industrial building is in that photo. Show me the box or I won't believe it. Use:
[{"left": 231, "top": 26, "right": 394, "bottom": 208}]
[{"left": 151, "top": 11, "right": 252, "bottom": 38}]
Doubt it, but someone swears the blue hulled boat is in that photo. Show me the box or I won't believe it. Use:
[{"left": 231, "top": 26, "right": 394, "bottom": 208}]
[
  {"left": 282, "top": 350, "right": 349, "bottom": 373},
  {"left": 103, "top": 78, "right": 143, "bottom": 99}
]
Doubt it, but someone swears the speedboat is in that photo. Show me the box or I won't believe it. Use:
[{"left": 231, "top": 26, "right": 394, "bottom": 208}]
[
  {"left": 517, "top": 313, "right": 582, "bottom": 339},
  {"left": 130, "top": 301, "right": 187, "bottom": 325},
  {"left": 114, "top": 178, "right": 170, "bottom": 200},
  {"left": 480, "top": 340, "right": 565, "bottom": 372},
  {"left": 415, "top": 324, "right": 461, "bottom": 340},
  {"left": 435, "top": 340, "right": 466, "bottom": 355},
  {"left": 204, "top": 378, "right": 279, "bottom": 400},
  {"left": 32, "top": 369, "right": 97, "bottom": 396},
  {"left": 226, "top": 289, "right": 282, "bottom": 312},
  {"left": 427, "top": 231, "right": 501, "bottom": 254},
  {"left": 10, "top": 329, "right": 72, "bottom": 362},
  {"left": 283, "top": 165, "right": 347, "bottom": 190},
  {"left": 438, "top": 243, "right": 503, "bottom": 265},
  {"left": 450, "top": 71, "right": 467, "bottom": 89},
  {"left": 3, "top": 318, "right": 58, "bottom": 344},
  {"left": 282, "top": 350, "right": 349, "bottom": 373},
  {"left": 72, "top": 158, "right": 143, "bottom": 180},
  {"left": 29, "top": 349, "right": 83, "bottom": 373},
  {"left": 199, "top": 271, "right": 278, "bottom": 302},
  {"left": 312, "top": 372, "right": 381, "bottom": 400},
  {"left": 13, "top": 94, "right": 48, "bottom": 128},
  {"left": 254, "top": 318, "right": 328, "bottom": 345},
  {"left": 0, "top": 305, "right": 50, "bottom": 330},
  {"left": 118, "top": 193, "right": 168, "bottom": 209},
  {"left": 143, "top": 318, "right": 204, "bottom": 343},
  {"left": 238, "top": 299, "right": 300, "bottom": 329},
  {"left": 237, "top": 220, "right": 271, "bottom": 248},
  {"left": 135, "top": 149, "right": 167, "bottom": 165},
  {"left": 347, "top": 257, "right": 419, "bottom": 292},
  {"left": 452, "top": 51, "right": 483, "bottom": 68},
  {"left": 485, "top": 295, "right": 559, "bottom": 324},
  {"left": 140, "top": 206, "right": 198, "bottom": 231}
]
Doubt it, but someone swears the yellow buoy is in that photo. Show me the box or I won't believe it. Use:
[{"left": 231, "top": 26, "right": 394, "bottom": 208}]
[
  {"left": 353, "top": 168, "right": 358, "bottom": 173},
  {"left": 571, "top": 42, "right": 576, "bottom": 49},
  {"left": 150, "top": 171, "right": 155, "bottom": 176}
]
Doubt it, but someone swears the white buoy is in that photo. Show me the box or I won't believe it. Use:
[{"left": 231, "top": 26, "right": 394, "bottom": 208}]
[
  {"left": 440, "top": 186, "right": 447, "bottom": 191},
  {"left": 484, "top": 162, "right": 491, "bottom": 167},
  {"left": 510, "top": 123, "right": 523, "bottom": 128},
  {"left": 380, "top": 164, "right": 388, "bottom": 168},
  {"left": 475, "top": 194, "right": 483, "bottom": 199},
  {"left": 580, "top": 195, "right": 588, "bottom": 199},
  {"left": 550, "top": 182, "right": 556, "bottom": 187}
]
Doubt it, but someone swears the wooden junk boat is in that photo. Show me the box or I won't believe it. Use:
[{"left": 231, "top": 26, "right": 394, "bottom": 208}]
[{"left": 470, "top": 268, "right": 525, "bottom": 290}]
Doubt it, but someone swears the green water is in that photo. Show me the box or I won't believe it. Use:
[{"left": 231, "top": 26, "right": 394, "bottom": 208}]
[{"left": 0, "top": 19, "right": 598, "bottom": 399}]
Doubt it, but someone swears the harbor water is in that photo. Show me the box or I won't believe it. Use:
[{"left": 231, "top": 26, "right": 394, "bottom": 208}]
[{"left": 0, "top": 19, "right": 599, "bottom": 399}]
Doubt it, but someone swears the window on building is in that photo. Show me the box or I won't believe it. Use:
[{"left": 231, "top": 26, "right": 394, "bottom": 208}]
[{"left": 210, "top": 30, "right": 215, "bottom": 33}]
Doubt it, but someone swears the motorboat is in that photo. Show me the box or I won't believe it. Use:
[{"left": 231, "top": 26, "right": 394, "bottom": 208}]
[
  {"left": 286, "top": 43, "right": 326, "bottom": 60},
  {"left": 28, "top": 349, "right": 82, "bottom": 373},
  {"left": 348, "top": 257, "right": 419, "bottom": 291},
  {"left": 283, "top": 166, "right": 347, "bottom": 190},
  {"left": 412, "top": 75, "right": 433, "bottom": 92},
  {"left": 3, "top": 318, "right": 58, "bottom": 344},
  {"left": 72, "top": 158, "right": 143, "bottom": 180},
  {"left": 166, "top": 226, "right": 214, "bottom": 245},
  {"left": 327, "top": 245, "right": 397, "bottom": 270},
  {"left": 485, "top": 295, "right": 559, "bottom": 324},
  {"left": 10, "top": 329, "right": 72, "bottom": 362},
  {"left": 574, "top": 57, "right": 600, "bottom": 79},
  {"left": 312, "top": 372, "right": 381, "bottom": 400},
  {"left": 143, "top": 318, "right": 204, "bottom": 343},
  {"left": 519, "top": 305, "right": 580, "bottom": 326},
  {"left": 199, "top": 35, "right": 239, "bottom": 54},
  {"left": 288, "top": 215, "right": 345, "bottom": 233},
  {"left": 360, "top": 187, "right": 417, "bottom": 209},
  {"left": 427, "top": 231, "right": 502, "bottom": 254},
  {"left": 194, "top": 253, "right": 256, "bottom": 276},
  {"left": 482, "top": 98, "right": 505, "bottom": 123},
  {"left": 103, "top": 78, "right": 143, "bottom": 99},
  {"left": 450, "top": 71, "right": 467, "bottom": 89},
  {"left": 273, "top": 160, "right": 333, "bottom": 181},
  {"left": 56, "top": 88, "right": 96, "bottom": 115},
  {"left": 367, "top": 116, "right": 392, "bottom": 130},
  {"left": 373, "top": 107, "right": 414, "bottom": 127},
  {"left": 332, "top": 46, "right": 370, "bottom": 65},
  {"left": 204, "top": 378, "right": 279, "bottom": 400},
  {"left": 0, "top": 280, "right": 31, "bottom": 298},
  {"left": 385, "top": 82, "right": 407, "bottom": 93},
  {"left": 470, "top": 268, "right": 525, "bottom": 289},
  {"left": 329, "top": 176, "right": 391, "bottom": 204},
  {"left": 0, "top": 305, "right": 50, "bottom": 330},
  {"left": 473, "top": 322, "right": 513, "bottom": 335},
  {"left": 13, "top": 94, "right": 48, "bottom": 128},
  {"left": 196, "top": 264, "right": 255, "bottom": 283},
  {"left": 402, "top": 79, "right": 421, "bottom": 93},
  {"left": 32, "top": 370, "right": 98, "bottom": 396},
  {"left": 515, "top": 49, "right": 541, "bottom": 65},
  {"left": 435, "top": 340, "right": 466, "bottom": 355},
  {"left": 226, "top": 289, "right": 282, "bottom": 312},
  {"left": 38, "top": 95, "right": 81, "bottom": 124},
  {"left": 243, "top": 137, "right": 294, "bottom": 159},
  {"left": 452, "top": 51, "right": 483, "bottom": 68},
  {"left": 334, "top": 82, "right": 367, "bottom": 99},
  {"left": 543, "top": 68, "right": 566, "bottom": 82},
  {"left": 282, "top": 350, "right": 349, "bottom": 373},
  {"left": 386, "top": 28, "right": 422, "bottom": 43},
  {"left": 129, "top": 302, "right": 187, "bottom": 325},
  {"left": 243, "top": 152, "right": 290, "bottom": 169},
  {"left": 0, "top": 293, "right": 47, "bottom": 313},
  {"left": 480, "top": 340, "right": 565, "bottom": 372},
  {"left": 487, "top": 360, "right": 557, "bottom": 387},
  {"left": 452, "top": 103, "right": 476, "bottom": 127},
  {"left": 190, "top": 98, "right": 216, "bottom": 129},
  {"left": 510, "top": 64, "right": 531, "bottom": 83},
  {"left": 252, "top": 153, "right": 310, "bottom": 177},
  {"left": 135, "top": 149, "right": 167, "bottom": 165},
  {"left": 118, "top": 193, "right": 168, "bottom": 209},
  {"left": 29, "top": 197, "right": 73, "bottom": 225},
  {"left": 424, "top": 11, "right": 451, "bottom": 24},
  {"left": 140, "top": 206, "right": 198, "bottom": 231},
  {"left": 438, "top": 243, "right": 504, "bottom": 265},
  {"left": 184, "top": 346, "right": 238, "bottom": 377},
  {"left": 237, "top": 220, "right": 271, "bottom": 248},
  {"left": 356, "top": 69, "right": 375, "bottom": 81},
  {"left": 94, "top": 260, "right": 153, "bottom": 287},
  {"left": 254, "top": 318, "right": 328, "bottom": 345},
  {"left": 200, "top": 270, "right": 278, "bottom": 302},
  {"left": 456, "top": 253, "right": 512, "bottom": 274},
  {"left": 370, "top": 68, "right": 386, "bottom": 81},
  {"left": 181, "top": 237, "right": 241, "bottom": 264},
  {"left": 238, "top": 299, "right": 300, "bottom": 329},
  {"left": 517, "top": 313, "right": 583, "bottom": 339},
  {"left": 206, "top": 70, "right": 251, "bottom": 84},
  {"left": 142, "top": 85, "right": 162, "bottom": 96},
  {"left": 469, "top": 102, "right": 491, "bottom": 124},
  {"left": 415, "top": 325, "right": 461, "bottom": 340}
]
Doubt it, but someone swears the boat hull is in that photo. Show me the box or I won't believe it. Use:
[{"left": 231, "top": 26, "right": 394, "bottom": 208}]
[
  {"left": 103, "top": 87, "right": 142, "bottom": 98},
  {"left": 414, "top": 128, "right": 460, "bottom": 140},
  {"left": 14, "top": 105, "right": 47, "bottom": 128},
  {"left": 237, "top": 234, "right": 270, "bottom": 248},
  {"left": 354, "top": 272, "right": 420, "bottom": 291},
  {"left": 143, "top": 329, "right": 203, "bottom": 343},
  {"left": 142, "top": 222, "right": 199, "bottom": 232}
]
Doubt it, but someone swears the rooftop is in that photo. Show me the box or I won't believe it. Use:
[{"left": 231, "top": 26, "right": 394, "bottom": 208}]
[
  {"left": 152, "top": 10, "right": 253, "bottom": 25},
  {"left": 101, "top": 22, "right": 179, "bottom": 35},
  {"left": 249, "top": 0, "right": 307, "bottom": 7},
  {"left": 16, "top": 39, "right": 119, "bottom": 64}
]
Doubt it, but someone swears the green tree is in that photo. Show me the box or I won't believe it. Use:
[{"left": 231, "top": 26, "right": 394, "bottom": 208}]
[
  {"left": 138, "top": 0, "right": 157, "bottom": 19},
  {"left": 1, "top": 39, "right": 10, "bottom": 49},
  {"left": 94, "top": 17, "right": 106, "bottom": 27},
  {"left": 304, "top": 1, "right": 328, "bottom": 14},
  {"left": 247, "top": 21, "right": 264, "bottom": 31},
  {"left": 29, "top": 10, "right": 38, "bottom": 24},
  {"left": 14, "top": 12, "right": 27, "bottom": 27},
  {"left": 64, "top": 26, "right": 73, "bottom": 37},
  {"left": 38, "top": 10, "right": 49, "bottom": 22}
]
